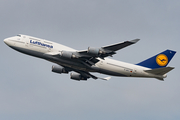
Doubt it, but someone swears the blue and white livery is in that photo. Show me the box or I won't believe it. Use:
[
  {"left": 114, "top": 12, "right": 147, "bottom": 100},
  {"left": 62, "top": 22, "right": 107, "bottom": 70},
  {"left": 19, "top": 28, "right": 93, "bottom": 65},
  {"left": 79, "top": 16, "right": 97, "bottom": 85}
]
[{"left": 4, "top": 34, "right": 176, "bottom": 81}]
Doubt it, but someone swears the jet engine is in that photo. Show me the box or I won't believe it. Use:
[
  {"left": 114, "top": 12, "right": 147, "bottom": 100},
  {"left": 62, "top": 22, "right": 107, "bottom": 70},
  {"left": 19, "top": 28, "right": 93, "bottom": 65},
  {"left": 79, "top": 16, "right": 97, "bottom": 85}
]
[
  {"left": 52, "top": 65, "right": 68, "bottom": 74},
  {"left": 70, "top": 73, "right": 87, "bottom": 81},
  {"left": 87, "top": 47, "right": 104, "bottom": 56},
  {"left": 59, "top": 51, "right": 77, "bottom": 59}
]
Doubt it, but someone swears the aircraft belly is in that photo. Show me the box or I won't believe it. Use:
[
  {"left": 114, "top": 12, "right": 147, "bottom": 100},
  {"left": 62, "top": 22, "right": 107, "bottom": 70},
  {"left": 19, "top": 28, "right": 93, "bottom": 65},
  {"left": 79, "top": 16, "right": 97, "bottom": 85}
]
[
  {"left": 95, "top": 60, "right": 133, "bottom": 77},
  {"left": 97, "top": 68, "right": 127, "bottom": 76},
  {"left": 8, "top": 45, "right": 45, "bottom": 58},
  {"left": 9, "top": 46, "right": 94, "bottom": 72},
  {"left": 94, "top": 63, "right": 126, "bottom": 76}
]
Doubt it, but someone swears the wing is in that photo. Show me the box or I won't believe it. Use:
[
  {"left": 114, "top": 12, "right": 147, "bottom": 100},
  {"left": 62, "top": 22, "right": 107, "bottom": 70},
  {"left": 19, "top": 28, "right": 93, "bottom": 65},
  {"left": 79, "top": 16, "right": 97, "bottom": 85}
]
[
  {"left": 70, "top": 70, "right": 111, "bottom": 81},
  {"left": 77, "top": 39, "right": 140, "bottom": 58},
  {"left": 51, "top": 39, "right": 139, "bottom": 80},
  {"left": 102, "top": 39, "right": 140, "bottom": 51},
  {"left": 51, "top": 39, "right": 140, "bottom": 68},
  {"left": 52, "top": 64, "right": 110, "bottom": 81}
]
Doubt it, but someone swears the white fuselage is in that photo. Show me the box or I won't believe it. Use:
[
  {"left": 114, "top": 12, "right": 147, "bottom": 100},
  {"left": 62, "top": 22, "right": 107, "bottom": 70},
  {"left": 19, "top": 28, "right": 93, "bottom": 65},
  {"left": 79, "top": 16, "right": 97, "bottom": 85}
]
[{"left": 4, "top": 34, "right": 166, "bottom": 80}]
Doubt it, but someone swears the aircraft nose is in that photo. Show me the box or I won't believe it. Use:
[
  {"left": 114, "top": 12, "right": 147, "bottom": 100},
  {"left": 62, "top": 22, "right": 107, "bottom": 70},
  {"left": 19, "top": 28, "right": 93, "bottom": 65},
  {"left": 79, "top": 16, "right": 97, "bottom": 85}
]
[
  {"left": 4, "top": 38, "right": 8, "bottom": 45},
  {"left": 4, "top": 38, "right": 11, "bottom": 46}
]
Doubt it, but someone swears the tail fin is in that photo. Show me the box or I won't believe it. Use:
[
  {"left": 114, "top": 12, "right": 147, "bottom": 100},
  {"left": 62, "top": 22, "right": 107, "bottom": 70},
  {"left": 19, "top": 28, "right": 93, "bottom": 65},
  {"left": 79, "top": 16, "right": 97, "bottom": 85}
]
[{"left": 136, "top": 50, "right": 176, "bottom": 69}]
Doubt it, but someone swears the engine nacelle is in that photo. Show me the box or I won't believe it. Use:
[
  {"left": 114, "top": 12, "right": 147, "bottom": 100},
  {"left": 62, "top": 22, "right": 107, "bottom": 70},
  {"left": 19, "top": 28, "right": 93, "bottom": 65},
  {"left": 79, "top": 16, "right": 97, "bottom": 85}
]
[
  {"left": 59, "top": 51, "right": 77, "bottom": 59},
  {"left": 52, "top": 65, "right": 68, "bottom": 74},
  {"left": 70, "top": 73, "right": 87, "bottom": 81},
  {"left": 59, "top": 51, "right": 73, "bottom": 59},
  {"left": 87, "top": 47, "right": 104, "bottom": 56}
]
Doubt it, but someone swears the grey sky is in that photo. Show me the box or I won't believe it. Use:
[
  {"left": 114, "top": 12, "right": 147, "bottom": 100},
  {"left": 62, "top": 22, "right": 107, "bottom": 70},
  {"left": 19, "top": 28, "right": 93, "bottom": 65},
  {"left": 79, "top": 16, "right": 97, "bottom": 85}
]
[{"left": 1, "top": 0, "right": 180, "bottom": 120}]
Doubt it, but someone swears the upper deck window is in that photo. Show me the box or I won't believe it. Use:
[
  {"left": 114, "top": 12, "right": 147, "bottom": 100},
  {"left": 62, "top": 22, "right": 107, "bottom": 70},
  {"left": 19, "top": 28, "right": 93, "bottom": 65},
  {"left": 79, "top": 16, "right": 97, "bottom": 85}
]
[{"left": 17, "top": 35, "right": 21, "bottom": 37}]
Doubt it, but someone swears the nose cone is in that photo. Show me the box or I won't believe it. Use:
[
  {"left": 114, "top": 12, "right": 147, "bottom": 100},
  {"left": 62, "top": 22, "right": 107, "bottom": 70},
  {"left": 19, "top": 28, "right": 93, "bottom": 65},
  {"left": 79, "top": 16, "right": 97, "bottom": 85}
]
[
  {"left": 4, "top": 36, "right": 17, "bottom": 46},
  {"left": 4, "top": 38, "right": 9, "bottom": 45},
  {"left": 4, "top": 38, "right": 13, "bottom": 46}
]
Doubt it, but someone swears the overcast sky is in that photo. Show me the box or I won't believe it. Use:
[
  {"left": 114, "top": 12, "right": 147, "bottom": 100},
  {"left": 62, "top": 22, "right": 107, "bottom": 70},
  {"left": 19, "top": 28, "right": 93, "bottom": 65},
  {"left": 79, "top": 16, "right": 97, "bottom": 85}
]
[{"left": 1, "top": 0, "right": 180, "bottom": 120}]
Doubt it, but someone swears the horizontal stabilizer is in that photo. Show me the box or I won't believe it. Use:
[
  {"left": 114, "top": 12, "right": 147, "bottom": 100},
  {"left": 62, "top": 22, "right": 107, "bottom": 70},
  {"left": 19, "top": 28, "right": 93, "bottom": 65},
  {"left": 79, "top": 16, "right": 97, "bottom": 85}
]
[{"left": 144, "top": 67, "right": 174, "bottom": 75}]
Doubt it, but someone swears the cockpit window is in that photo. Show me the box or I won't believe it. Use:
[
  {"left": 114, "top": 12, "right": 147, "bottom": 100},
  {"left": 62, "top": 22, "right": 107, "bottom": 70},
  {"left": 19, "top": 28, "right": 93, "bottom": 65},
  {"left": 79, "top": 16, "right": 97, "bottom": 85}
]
[{"left": 17, "top": 35, "right": 21, "bottom": 37}]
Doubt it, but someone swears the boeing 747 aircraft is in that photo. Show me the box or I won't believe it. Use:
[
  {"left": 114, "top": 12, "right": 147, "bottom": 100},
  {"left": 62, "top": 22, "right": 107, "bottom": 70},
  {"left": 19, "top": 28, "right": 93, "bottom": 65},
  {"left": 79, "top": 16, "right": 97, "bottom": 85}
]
[{"left": 4, "top": 34, "right": 176, "bottom": 81}]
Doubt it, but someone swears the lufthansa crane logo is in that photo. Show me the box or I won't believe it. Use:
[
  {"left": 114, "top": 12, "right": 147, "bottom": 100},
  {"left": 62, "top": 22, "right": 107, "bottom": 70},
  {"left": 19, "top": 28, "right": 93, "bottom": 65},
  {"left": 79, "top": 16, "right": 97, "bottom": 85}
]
[{"left": 156, "top": 54, "right": 168, "bottom": 66}]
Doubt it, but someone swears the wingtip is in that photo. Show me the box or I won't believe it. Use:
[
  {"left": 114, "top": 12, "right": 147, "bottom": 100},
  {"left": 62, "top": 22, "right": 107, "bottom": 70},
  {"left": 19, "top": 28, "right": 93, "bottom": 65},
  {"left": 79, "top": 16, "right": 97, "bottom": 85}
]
[
  {"left": 156, "top": 78, "right": 164, "bottom": 81},
  {"left": 130, "top": 39, "right": 140, "bottom": 43}
]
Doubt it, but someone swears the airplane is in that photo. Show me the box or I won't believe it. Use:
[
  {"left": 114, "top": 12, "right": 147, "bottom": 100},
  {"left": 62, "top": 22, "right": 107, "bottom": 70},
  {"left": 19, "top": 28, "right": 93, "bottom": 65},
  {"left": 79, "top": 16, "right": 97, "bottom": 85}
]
[{"left": 4, "top": 34, "right": 176, "bottom": 81}]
